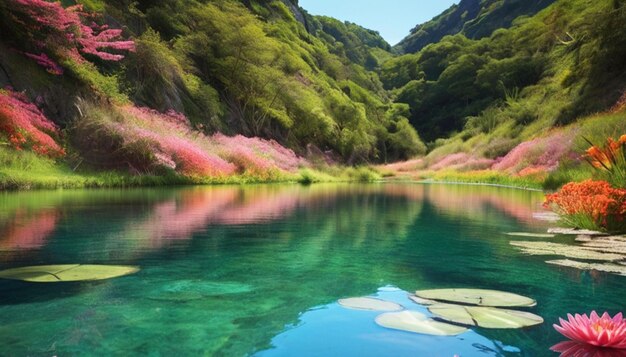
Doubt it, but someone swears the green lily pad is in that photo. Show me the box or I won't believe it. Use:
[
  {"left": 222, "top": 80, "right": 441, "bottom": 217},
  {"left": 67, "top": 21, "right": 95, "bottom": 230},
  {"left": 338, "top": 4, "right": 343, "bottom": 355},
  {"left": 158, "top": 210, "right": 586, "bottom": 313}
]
[
  {"left": 510, "top": 241, "right": 625, "bottom": 261},
  {"left": 547, "top": 228, "right": 606, "bottom": 235},
  {"left": 506, "top": 232, "right": 555, "bottom": 238},
  {"left": 577, "top": 236, "right": 626, "bottom": 254},
  {"left": 546, "top": 259, "right": 626, "bottom": 276},
  {"left": 375, "top": 310, "right": 468, "bottom": 336},
  {"left": 415, "top": 288, "right": 536, "bottom": 307},
  {"left": 428, "top": 304, "right": 543, "bottom": 329},
  {"left": 532, "top": 212, "right": 560, "bottom": 222},
  {"left": 0, "top": 264, "right": 139, "bottom": 282},
  {"left": 408, "top": 295, "right": 439, "bottom": 306},
  {"left": 338, "top": 297, "right": 403, "bottom": 311}
]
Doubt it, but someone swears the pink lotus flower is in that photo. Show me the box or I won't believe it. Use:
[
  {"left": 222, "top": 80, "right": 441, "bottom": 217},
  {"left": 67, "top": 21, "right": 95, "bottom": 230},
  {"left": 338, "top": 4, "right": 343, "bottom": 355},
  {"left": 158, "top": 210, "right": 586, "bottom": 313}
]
[{"left": 554, "top": 311, "right": 626, "bottom": 349}]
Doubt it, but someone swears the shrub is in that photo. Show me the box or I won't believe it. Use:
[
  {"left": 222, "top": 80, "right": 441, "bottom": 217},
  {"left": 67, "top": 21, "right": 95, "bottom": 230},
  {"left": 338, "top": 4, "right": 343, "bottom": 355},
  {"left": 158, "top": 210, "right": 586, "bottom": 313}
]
[
  {"left": 212, "top": 134, "right": 305, "bottom": 173},
  {"left": 430, "top": 152, "right": 494, "bottom": 172},
  {"left": 5, "top": 0, "right": 134, "bottom": 67},
  {"left": 544, "top": 180, "right": 626, "bottom": 233},
  {"left": 71, "top": 103, "right": 308, "bottom": 179},
  {"left": 492, "top": 130, "right": 576, "bottom": 174},
  {"left": 0, "top": 89, "right": 65, "bottom": 158}
]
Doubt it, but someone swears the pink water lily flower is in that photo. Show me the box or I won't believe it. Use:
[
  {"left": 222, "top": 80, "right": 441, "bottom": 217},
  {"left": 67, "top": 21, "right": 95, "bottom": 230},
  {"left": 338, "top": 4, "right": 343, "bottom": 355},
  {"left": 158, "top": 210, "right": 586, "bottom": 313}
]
[{"left": 554, "top": 311, "right": 626, "bottom": 349}]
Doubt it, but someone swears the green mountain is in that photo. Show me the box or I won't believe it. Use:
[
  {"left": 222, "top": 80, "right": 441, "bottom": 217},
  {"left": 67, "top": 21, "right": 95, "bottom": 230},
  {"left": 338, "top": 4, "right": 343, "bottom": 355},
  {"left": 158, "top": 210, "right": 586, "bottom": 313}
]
[
  {"left": 0, "top": 0, "right": 624, "bottom": 189},
  {"left": 382, "top": 0, "right": 626, "bottom": 143},
  {"left": 0, "top": 0, "right": 425, "bottom": 174},
  {"left": 395, "top": 0, "right": 556, "bottom": 54}
]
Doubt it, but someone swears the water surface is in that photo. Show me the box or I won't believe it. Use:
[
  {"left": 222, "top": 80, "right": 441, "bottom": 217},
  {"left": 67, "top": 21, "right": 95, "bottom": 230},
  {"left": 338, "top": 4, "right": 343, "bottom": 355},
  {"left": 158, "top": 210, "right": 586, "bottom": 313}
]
[{"left": 1, "top": 183, "right": 624, "bottom": 356}]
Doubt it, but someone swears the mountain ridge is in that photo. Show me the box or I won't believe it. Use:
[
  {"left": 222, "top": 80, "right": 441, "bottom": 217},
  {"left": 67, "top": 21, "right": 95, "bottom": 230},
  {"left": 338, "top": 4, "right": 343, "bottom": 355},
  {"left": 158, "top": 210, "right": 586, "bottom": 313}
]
[{"left": 395, "top": 0, "right": 556, "bottom": 54}]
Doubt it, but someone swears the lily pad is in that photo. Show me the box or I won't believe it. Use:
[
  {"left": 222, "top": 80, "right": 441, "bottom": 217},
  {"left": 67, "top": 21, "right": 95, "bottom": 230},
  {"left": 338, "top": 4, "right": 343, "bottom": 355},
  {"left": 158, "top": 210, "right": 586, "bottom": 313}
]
[
  {"left": 577, "top": 236, "right": 626, "bottom": 253},
  {"left": 428, "top": 304, "right": 543, "bottom": 329},
  {"left": 415, "top": 288, "right": 536, "bottom": 307},
  {"left": 409, "top": 295, "right": 439, "bottom": 306},
  {"left": 510, "top": 241, "right": 624, "bottom": 261},
  {"left": 547, "top": 228, "right": 606, "bottom": 235},
  {"left": 338, "top": 297, "right": 403, "bottom": 311},
  {"left": 532, "top": 212, "right": 560, "bottom": 222},
  {"left": 506, "top": 232, "right": 555, "bottom": 238},
  {"left": 546, "top": 259, "right": 626, "bottom": 276},
  {"left": 0, "top": 264, "right": 139, "bottom": 282},
  {"left": 375, "top": 310, "right": 468, "bottom": 336}
]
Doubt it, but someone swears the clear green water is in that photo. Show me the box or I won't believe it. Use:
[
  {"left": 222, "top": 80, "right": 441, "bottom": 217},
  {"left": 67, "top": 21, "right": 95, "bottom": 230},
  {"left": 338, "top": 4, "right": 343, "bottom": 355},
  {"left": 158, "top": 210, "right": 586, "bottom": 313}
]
[{"left": 0, "top": 183, "right": 625, "bottom": 356}]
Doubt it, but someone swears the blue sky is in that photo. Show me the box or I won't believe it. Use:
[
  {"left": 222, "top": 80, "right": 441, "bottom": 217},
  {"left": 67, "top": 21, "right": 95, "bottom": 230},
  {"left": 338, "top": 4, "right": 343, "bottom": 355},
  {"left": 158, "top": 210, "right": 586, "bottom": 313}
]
[{"left": 299, "top": 0, "right": 458, "bottom": 45}]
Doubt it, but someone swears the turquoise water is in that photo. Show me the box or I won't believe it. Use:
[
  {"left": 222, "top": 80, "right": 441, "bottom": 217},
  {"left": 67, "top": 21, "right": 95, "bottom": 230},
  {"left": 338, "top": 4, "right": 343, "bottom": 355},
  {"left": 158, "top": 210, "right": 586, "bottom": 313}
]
[{"left": 1, "top": 183, "right": 625, "bottom": 356}]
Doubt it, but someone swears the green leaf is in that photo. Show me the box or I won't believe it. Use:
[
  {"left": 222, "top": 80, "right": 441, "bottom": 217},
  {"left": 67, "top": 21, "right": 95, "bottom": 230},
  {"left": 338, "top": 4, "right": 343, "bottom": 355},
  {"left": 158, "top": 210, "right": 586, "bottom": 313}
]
[
  {"left": 375, "top": 310, "right": 468, "bottom": 336},
  {"left": 546, "top": 259, "right": 626, "bottom": 276},
  {"left": 414, "top": 288, "right": 536, "bottom": 307},
  {"left": 338, "top": 297, "right": 403, "bottom": 311},
  {"left": 510, "top": 241, "right": 624, "bottom": 261},
  {"left": 408, "top": 295, "right": 439, "bottom": 305},
  {"left": 0, "top": 264, "right": 139, "bottom": 282},
  {"left": 506, "top": 232, "right": 555, "bottom": 238},
  {"left": 428, "top": 304, "right": 543, "bottom": 328}
]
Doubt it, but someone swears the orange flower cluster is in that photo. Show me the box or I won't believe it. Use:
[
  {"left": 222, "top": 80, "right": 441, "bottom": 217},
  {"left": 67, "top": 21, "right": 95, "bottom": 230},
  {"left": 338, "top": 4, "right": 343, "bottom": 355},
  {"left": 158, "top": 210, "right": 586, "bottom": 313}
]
[
  {"left": 584, "top": 135, "right": 626, "bottom": 188},
  {"left": 545, "top": 180, "right": 626, "bottom": 232}
]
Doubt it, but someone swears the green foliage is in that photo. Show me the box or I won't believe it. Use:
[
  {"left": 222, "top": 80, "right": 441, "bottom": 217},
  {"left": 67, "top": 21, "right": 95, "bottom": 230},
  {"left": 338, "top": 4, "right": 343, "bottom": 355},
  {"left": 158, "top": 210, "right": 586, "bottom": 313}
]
[
  {"left": 428, "top": 169, "right": 544, "bottom": 190},
  {"left": 383, "top": 0, "right": 626, "bottom": 144},
  {"left": 395, "top": 0, "right": 555, "bottom": 53},
  {"left": 308, "top": 16, "right": 391, "bottom": 70},
  {"left": 63, "top": 59, "right": 128, "bottom": 104}
]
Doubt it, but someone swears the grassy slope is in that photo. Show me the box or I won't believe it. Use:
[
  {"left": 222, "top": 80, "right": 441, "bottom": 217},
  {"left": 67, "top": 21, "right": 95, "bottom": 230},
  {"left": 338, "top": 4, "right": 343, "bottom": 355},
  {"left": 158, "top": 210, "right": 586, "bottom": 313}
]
[{"left": 380, "top": 107, "right": 626, "bottom": 190}]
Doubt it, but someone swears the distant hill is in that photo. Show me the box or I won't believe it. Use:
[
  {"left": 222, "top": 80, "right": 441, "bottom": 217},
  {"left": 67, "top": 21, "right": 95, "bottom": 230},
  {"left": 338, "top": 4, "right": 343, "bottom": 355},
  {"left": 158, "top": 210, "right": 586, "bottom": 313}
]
[
  {"left": 382, "top": 0, "right": 626, "bottom": 142},
  {"left": 395, "top": 0, "right": 555, "bottom": 54},
  {"left": 305, "top": 15, "right": 393, "bottom": 70}
]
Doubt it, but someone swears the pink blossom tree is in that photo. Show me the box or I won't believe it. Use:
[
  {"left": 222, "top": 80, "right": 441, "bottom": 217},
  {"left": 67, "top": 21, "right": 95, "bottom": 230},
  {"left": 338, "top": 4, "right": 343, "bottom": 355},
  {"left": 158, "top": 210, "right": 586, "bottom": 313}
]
[{"left": 5, "top": 0, "right": 135, "bottom": 74}]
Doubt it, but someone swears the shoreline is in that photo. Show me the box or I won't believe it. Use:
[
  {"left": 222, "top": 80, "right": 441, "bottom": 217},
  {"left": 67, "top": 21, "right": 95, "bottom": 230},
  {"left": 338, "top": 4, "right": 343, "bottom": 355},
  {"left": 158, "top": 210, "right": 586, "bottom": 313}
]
[{"left": 0, "top": 173, "right": 547, "bottom": 193}]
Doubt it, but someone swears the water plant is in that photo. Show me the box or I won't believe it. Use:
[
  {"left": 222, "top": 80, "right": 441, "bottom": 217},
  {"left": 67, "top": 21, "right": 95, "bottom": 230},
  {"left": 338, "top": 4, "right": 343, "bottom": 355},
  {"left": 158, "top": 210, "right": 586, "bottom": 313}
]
[
  {"left": 544, "top": 180, "right": 626, "bottom": 233},
  {"left": 375, "top": 311, "right": 468, "bottom": 336},
  {"left": 0, "top": 264, "right": 139, "bottom": 282},
  {"left": 553, "top": 311, "right": 626, "bottom": 349},
  {"left": 584, "top": 134, "right": 626, "bottom": 188}
]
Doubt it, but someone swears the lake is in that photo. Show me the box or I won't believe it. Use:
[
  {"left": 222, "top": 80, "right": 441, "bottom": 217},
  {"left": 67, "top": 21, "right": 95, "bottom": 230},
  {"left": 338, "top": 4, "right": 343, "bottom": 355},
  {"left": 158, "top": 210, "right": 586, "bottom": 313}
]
[{"left": 1, "top": 183, "right": 624, "bottom": 356}]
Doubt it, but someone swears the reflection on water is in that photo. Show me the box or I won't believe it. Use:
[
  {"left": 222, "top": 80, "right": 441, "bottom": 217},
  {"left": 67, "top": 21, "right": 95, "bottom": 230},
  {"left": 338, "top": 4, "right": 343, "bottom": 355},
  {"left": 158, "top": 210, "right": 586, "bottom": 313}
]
[
  {"left": 551, "top": 341, "right": 626, "bottom": 357},
  {"left": 0, "top": 208, "right": 59, "bottom": 251},
  {"left": 0, "top": 183, "right": 623, "bottom": 356},
  {"left": 0, "top": 184, "right": 545, "bottom": 256}
]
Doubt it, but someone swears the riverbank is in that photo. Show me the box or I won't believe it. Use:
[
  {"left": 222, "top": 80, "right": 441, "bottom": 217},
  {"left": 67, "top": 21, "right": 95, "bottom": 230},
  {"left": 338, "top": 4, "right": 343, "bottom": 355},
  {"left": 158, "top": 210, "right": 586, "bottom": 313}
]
[{"left": 0, "top": 147, "right": 385, "bottom": 190}]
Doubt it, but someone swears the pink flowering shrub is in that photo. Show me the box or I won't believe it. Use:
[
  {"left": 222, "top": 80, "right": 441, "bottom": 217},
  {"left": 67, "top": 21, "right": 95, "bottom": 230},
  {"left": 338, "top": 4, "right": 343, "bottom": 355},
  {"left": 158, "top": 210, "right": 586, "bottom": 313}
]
[
  {"left": 116, "top": 107, "right": 236, "bottom": 176},
  {"left": 492, "top": 130, "right": 576, "bottom": 174},
  {"left": 5, "top": 0, "right": 135, "bottom": 74},
  {"left": 430, "top": 152, "right": 495, "bottom": 171},
  {"left": 213, "top": 134, "right": 305, "bottom": 174},
  {"left": 73, "top": 104, "right": 307, "bottom": 178},
  {"left": 0, "top": 89, "right": 65, "bottom": 157}
]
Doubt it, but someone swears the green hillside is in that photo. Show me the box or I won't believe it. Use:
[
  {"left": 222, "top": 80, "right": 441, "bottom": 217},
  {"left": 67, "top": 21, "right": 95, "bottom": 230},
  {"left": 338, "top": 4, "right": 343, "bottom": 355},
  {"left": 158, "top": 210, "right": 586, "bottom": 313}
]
[
  {"left": 382, "top": 0, "right": 626, "bottom": 143},
  {"left": 0, "top": 0, "right": 425, "bottom": 189},
  {"left": 395, "top": 0, "right": 556, "bottom": 53},
  {"left": 0, "top": 0, "right": 624, "bottom": 190}
]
